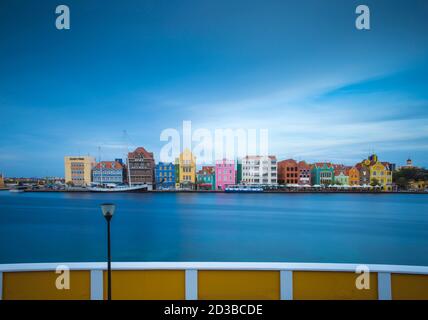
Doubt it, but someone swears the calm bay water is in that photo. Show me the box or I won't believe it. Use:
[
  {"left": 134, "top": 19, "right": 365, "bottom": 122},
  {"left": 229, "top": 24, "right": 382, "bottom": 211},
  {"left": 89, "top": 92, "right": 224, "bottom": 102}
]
[{"left": 0, "top": 191, "right": 427, "bottom": 265}]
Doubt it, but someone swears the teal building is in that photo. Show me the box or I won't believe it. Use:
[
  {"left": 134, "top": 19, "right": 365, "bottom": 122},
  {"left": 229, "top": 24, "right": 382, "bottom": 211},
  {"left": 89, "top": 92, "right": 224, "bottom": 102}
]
[
  {"left": 196, "top": 166, "right": 216, "bottom": 190},
  {"left": 311, "top": 163, "right": 335, "bottom": 185}
]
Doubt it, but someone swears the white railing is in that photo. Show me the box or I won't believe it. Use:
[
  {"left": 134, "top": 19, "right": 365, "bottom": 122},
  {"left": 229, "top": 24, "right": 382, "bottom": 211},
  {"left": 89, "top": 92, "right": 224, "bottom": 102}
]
[{"left": 1, "top": 262, "right": 428, "bottom": 300}]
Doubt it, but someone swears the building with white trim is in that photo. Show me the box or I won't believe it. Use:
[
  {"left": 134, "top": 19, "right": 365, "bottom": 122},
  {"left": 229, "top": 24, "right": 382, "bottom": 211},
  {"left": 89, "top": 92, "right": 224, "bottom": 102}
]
[{"left": 241, "top": 155, "right": 277, "bottom": 185}]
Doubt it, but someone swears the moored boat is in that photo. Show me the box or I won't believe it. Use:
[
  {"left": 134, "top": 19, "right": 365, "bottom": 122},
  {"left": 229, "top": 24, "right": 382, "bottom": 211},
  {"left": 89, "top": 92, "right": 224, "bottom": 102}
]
[
  {"left": 87, "top": 183, "right": 147, "bottom": 192},
  {"left": 225, "top": 185, "right": 264, "bottom": 193},
  {"left": 9, "top": 186, "right": 27, "bottom": 193}
]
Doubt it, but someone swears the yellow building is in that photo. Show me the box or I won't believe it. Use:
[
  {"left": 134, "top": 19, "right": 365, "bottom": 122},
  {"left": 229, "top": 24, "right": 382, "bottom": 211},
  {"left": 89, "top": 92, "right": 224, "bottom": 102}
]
[
  {"left": 0, "top": 173, "right": 4, "bottom": 188},
  {"left": 176, "top": 149, "right": 196, "bottom": 189},
  {"left": 64, "top": 156, "right": 96, "bottom": 186},
  {"left": 409, "top": 180, "right": 427, "bottom": 191},
  {"left": 363, "top": 154, "right": 393, "bottom": 191}
]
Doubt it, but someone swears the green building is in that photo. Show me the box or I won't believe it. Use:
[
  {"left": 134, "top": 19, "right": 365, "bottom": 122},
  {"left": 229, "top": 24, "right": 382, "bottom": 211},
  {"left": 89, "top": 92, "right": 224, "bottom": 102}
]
[
  {"left": 311, "top": 163, "right": 335, "bottom": 185},
  {"left": 196, "top": 166, "right": 216, "bottom": 190}
]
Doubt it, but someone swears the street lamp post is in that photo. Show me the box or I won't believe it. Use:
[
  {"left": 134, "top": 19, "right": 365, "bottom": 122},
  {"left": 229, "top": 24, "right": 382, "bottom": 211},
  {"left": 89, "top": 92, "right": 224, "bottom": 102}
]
[{"left": 101, "top": 203, "right": 116, "bottom": 300}]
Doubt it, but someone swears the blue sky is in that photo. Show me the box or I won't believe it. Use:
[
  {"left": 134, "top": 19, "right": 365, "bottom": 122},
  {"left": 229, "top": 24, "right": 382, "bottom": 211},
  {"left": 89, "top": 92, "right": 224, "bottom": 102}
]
[{"left": 1, "top": 0, "right": 428, "bottom": 177}]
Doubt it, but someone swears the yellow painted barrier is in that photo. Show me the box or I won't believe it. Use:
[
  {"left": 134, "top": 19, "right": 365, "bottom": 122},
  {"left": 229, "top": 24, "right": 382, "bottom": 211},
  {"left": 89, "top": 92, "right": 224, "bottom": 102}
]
[
  {"left": 293, "top": 271, "right": 378, "bottom": 300},
  {"left": 1, "top": 263, "right": 427, "bottom": 300},
  {"left": 198, "top": 270, "right": 280, "bottom": 300},
  {"left": 392, "top": 273, "right": 428, "bottom": 300},
  {"left": 3, "top": 271, "right": 90, "bottom": 300},
  {"left": 102, "top": 270, "right": 185, "bottom": 300}
]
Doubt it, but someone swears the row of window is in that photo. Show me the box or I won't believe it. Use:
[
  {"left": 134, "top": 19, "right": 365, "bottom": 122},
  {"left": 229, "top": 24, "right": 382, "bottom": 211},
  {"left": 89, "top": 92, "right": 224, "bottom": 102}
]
[
  {"left": 157, "top": 172, "right": 173, "bottom": 177},
  {"left": 93, "top": 171, "right": 122, "bottom": 175},
  {"left": 216, "top": 169, "right": 233, "bottom": 174}
]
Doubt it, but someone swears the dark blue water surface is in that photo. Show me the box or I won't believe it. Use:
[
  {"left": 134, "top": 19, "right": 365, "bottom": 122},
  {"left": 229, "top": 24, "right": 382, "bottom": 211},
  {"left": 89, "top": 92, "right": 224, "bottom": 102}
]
[{"left": 0, "top": 191, "right": 427, "bottom": 265}]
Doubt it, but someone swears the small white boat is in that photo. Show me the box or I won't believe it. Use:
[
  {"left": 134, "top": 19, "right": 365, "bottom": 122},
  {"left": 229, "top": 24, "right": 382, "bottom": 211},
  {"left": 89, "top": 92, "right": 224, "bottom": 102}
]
[
  {"left": 225, "top": 185, "right": 263, "bottom": 193},
  {"left": 9, "top": 188, "right": 25, "bottom": 193},
  {"left": 88, "top": 184, "right": 147, "bottom": 192}
]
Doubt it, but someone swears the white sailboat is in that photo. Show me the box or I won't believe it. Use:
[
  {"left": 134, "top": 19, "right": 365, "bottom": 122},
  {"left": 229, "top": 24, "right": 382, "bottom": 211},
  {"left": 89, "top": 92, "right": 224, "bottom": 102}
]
[{"left": 88, "top": 140, "right": 148, "bottom": 192}]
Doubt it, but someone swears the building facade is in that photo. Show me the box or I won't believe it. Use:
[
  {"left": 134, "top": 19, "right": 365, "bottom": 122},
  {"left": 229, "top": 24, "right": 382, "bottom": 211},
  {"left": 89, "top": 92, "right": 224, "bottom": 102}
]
[
  {"left": 360, "top": 154, "right": 393, "bottom": 191},
  {"left": 155, "top": 162, "right": 175, "bottom": 189},
  {"left": 215, "top": 159, "right": 235, "bottom": 190},
  {"left": 197, "top": 166, "right": 215, "bottom": 190},
  {"left": 311, "top": 163, "right": 335, "bottom": 185},
  {"left": 278, "top": 159, "right": 298, "bottom": 185},
  {"left": 297, "top": 161, "right": 311, "bottom": 185},
  {"left": 64, "top": 156, "right": 96, "bottom": 186},
  {"left": 176, "top": 149, "right": 196, "bottom": 189},
  {"left": 0, "top": 173, "right": 4, "bottom": 188},
  {"left": 127, "top": 147, "right": 155, "bottom": 190},
  {"left": 334, "top": 166, "right": 350, "bottom": 185},
  {"left": 348, "top": 167, "right": 360, "bottom": 185},
  {"left": 241, "top": 155, "right": 277, "bottom": 185},
  {"left": 356, "top": 162, "right": 370, "bottom": 186},
  {"left": 92, "top": 161, "right": 124, "bottom": 184}
]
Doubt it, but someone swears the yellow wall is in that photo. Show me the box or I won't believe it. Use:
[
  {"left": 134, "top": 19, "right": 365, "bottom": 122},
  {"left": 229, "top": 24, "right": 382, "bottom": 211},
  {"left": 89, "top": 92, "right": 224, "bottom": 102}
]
[
  {"left": 368, "top": 161, "right": 392, "bottom": 191},
  {"left": 64, "top": 156, "right": 95, "bottom": 186},
  {"left": 293, "top": 271, "right": 378, "bottom": 300},
  {"left": 392, "top": 274, "right": 428, "bottom": 300},
  {"left": 102, "top": 270, "right": 185, "bottom": 300},
  {"left": 177, "top": 149, "right": 196, "bottom": 184},
  {"left": 198, "top": 270, "right": 280, "bottom": 300},
  {"left": 2, "top": 269, "right": 428, "bottom": 300},
  {"left": 348, "top": 167, "right": 360, "bottom": 185},
  {"left": 3, "top": 271, "right": 90, "bottom": 300}
]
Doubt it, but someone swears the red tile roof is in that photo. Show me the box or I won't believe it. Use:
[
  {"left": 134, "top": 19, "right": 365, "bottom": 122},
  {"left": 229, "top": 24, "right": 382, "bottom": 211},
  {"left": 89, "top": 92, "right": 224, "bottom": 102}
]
[
  {"left": 128, "top": 147, "right": 154, "bottom": 159},
  {"left": 94, "top": 161, "right": 123, "bottom": 170}
]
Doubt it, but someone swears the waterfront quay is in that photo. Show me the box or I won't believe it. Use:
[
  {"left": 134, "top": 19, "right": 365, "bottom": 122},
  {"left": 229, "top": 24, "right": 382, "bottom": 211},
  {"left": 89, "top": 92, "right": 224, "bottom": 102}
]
[{"left": 3, "top": 151, "right": 427, "bottom": 193}]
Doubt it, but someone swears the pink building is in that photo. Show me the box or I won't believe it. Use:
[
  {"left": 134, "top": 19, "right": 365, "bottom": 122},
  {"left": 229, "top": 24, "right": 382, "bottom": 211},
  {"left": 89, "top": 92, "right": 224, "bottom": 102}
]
[{"left": 215, "top": 159, "right": 236, "bottom": 190}]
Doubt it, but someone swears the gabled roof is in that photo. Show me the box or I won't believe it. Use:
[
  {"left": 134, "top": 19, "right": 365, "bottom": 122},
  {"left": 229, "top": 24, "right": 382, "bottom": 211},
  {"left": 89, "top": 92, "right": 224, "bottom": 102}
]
[
  {"left": 312, "top": 162, "right": 334, "bottom": 169},
  {"left": 128, "top": 147, "right": 154, "bottom": 159}
]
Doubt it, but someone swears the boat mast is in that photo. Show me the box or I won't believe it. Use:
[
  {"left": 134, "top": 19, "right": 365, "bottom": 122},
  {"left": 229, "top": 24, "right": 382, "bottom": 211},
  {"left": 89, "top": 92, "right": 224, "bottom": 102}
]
[
  {"left": 98, "top": 146, "right": 103, "bottom": 184},
  {"left": 124, "top": 130, "right": 132, "bottom": 186}
]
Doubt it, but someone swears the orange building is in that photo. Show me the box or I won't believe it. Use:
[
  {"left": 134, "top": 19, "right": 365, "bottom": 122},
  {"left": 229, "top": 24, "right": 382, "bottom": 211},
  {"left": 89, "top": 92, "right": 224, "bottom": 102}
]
[
  {"left": 348, "top": 167, "right": 360, "bottom": 185},
  {"left": 278, "top": 159, "right": 298, "bottom": 185}
]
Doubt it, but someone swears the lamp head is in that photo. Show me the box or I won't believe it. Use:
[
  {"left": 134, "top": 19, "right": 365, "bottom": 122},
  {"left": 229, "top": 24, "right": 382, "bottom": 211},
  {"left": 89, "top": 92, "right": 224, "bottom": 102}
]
[{"left": 101, "top": 203, "right": 116, "bottom": 219}]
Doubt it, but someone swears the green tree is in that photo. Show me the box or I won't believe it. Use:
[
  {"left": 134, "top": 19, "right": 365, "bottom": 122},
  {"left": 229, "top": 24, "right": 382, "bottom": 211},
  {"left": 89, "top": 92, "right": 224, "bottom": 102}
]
[
  {"left": 370, "top": 178, "right": 380, "bottom": 187},
  {"left": 396, "top": 177, "right": 409, "bottom": 190}
]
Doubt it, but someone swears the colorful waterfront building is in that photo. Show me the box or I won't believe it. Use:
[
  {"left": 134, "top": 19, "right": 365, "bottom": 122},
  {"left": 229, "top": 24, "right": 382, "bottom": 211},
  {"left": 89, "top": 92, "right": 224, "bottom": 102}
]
[
  {"left": 215, "top": 159, "right": 235, "bottom": 190},
  {"left": 278, "top": 159, "right": 298, "bottom": 185},
  {"left": 360, "top": 154, "right": 393, "bottom": 191},
  {"left": 334, "top": 165, "right": 350, "bottom": 186},
  {"left": 348, "top": 167, "right": 360, "bottom": 185},
  {"left": 0, "top": 173, "right": 4, "bottom": 188},
  {"left": 382, "top": 161, "right": 394, "bottom": 191},
  {"left": 297, "top": 161, "right": 311, "bottom": 185},
  {"left": 409, "top": 179, "right": 428, "bottom": 191},
  {"left": 127, "top": 147, "right": 155, "bottom": 190},
  {"left": 64, "top": 156, "right": 96, "bottom": 186},
  {"left": 241, "top": 155, "right": 277, "bottom": 185},
  {"left": 92, "top": 161, "right": 124, "bottom": 184},
  {"left": 176, "top": 149, "right": 196, "bottom": 190},
  {"left": 311, "top": 163, "right": 335, "bottom": 185},
  {"left": 155, "top": 162, "right": 175, "bottom": 189},
  {"left": 197, "top": 166, "right": 215, "bottom": 190},
  {"left": 356, "top": 162, "right": 370, "bottom": 186}
]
